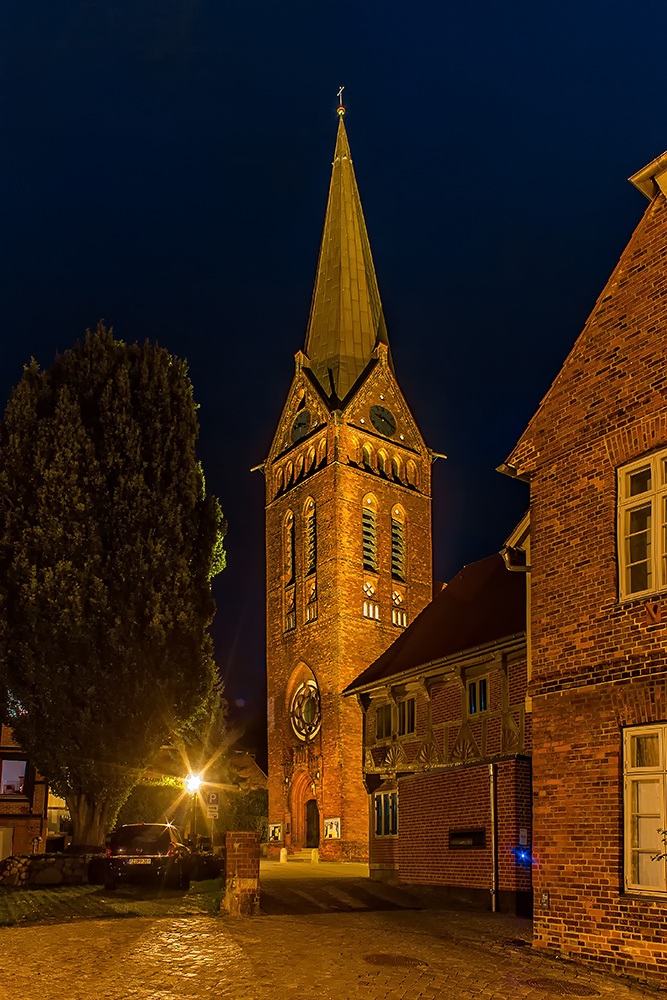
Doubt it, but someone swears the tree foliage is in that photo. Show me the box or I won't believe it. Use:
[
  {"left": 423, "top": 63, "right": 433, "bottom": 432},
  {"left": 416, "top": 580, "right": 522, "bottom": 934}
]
[{"left": 0, "top": 324, "right": 225, "bottom": 848}]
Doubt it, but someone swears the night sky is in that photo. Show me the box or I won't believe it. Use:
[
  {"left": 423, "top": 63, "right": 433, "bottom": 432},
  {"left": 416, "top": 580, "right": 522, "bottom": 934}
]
[{"left": 3, "top": 2, "right": 666, "bottom": 762}]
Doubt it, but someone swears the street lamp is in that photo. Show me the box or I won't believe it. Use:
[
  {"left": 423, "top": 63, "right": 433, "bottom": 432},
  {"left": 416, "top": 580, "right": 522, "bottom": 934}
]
[{"left": 186, "top": 774, "right": 201, "bottom": 848}]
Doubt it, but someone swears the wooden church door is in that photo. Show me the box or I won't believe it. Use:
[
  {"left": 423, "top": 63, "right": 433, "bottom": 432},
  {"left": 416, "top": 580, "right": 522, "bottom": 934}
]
[{"left": 306, "top": 799, "right": 320, "bottom": 848}]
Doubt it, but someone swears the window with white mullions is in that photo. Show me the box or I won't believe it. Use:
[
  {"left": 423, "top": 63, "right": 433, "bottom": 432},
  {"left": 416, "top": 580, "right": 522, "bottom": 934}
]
[
  {"left": 624, "top": 725, "right": 667, "bottom": 895},
  {"left": 618, "top": 449, "right": 667, "bottom": 599}
]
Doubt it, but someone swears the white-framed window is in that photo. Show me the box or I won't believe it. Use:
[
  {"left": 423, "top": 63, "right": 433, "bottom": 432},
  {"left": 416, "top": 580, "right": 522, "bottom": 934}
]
[
  {"left": 0, "top": 758, "right": 27, "bottom": 795},
  {"left": 624, "top": 724, "right": 667, "bottom": 896},
  {"left": 467, "top": 676, "right": 488, "bottom": 716},
  {"left": 618, "top": 448, "right": 667, "bottom": 600},
  {"left": 374, "top": 791, "right": 398, "bottom": 836},
  {"left": 376, "top": 703, "right": 392, "bottom": 740},
  {"left": 398, "top": 697, "right": 415, "bottom": 736}
]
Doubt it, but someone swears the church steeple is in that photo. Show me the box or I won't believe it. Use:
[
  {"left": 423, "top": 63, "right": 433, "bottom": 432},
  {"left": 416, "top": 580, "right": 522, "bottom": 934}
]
[{"left": 304, "top": 108, "right": 391, "bottom": 403}]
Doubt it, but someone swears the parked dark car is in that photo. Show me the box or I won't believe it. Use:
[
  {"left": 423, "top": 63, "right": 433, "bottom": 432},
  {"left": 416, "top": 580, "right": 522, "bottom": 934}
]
[{"left": 105, "top": 823, "right": 191, "bottom": 890}]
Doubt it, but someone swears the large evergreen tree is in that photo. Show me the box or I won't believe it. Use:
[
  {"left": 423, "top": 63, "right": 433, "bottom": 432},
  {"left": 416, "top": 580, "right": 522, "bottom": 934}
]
[{"left": 0, "top": 324, "right": 225, "bottom": 849}]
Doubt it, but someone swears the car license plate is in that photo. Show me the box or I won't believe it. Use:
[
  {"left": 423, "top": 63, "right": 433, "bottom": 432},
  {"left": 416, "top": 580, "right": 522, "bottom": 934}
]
[{"left": 128, "top": 858, "right": 152, "bottom": 865}]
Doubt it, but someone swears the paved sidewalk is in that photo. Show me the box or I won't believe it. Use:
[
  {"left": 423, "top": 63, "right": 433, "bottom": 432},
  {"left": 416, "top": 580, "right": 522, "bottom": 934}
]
[{"left": 0, "top": 860, "right": 664, "bottom": 1000}]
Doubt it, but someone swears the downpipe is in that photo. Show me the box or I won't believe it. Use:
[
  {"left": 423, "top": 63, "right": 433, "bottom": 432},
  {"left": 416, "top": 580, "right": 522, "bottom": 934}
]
[{"left": 489, "top": 762, "right": 497, "bottom": 913}]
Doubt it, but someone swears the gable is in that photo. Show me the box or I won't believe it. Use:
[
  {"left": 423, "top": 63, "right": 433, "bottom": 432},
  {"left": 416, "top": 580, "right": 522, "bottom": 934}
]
[
  {"left": 507, "top": 191, "right": 667, "bottom": 477},
  {"left": 342, "top": 349, "right": 427, "bottom": 460}
]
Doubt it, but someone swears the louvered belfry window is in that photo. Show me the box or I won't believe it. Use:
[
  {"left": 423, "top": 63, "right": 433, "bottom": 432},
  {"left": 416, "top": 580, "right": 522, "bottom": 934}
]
[
  {"left": 362, "top": 505, "right": 378, "bottom": 572},
  {"left": 391, "top": 517, "right": 406, "bottom": 581},
  {"left": 305, "top": 501, "right": 317, "bottom": 575},
  {"left": 285, "top": 513, "right": 295, "bottom": 585}
]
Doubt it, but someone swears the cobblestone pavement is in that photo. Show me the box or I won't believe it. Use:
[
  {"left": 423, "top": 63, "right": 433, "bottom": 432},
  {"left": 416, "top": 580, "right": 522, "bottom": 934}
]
[{"left": 0, "top": 861, "right": 665, "bottom": 1000}]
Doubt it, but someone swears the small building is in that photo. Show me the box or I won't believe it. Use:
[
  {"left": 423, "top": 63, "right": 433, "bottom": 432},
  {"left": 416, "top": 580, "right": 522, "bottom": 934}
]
[
  {"left": 502, "top": 147, "right": 667, "bottom": 981},
  {"left": 344, "top": 550, "right": 532, "bottom": 916},
  {"left": 0, "top": 724, "right": 48, "bottom": 859}
]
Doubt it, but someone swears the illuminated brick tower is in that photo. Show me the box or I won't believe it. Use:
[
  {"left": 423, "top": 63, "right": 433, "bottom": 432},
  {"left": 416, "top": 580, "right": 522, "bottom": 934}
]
[{"left": 265, "top": 105, "right": 434, "bottom": 861}]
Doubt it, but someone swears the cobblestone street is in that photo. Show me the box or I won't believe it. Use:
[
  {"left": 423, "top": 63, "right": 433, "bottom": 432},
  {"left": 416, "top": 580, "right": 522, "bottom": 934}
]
[{"left": 0, "top": 862, "right": 664, "bottom": 1000}]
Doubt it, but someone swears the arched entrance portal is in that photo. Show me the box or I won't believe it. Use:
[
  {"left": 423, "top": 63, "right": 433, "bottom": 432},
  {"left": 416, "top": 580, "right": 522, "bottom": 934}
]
[
  {"left": 306, "top": 799, "right": 320, "bottom": 848},
  {"left": 289, "top": 770, "right": 320, "bottom": 849}
]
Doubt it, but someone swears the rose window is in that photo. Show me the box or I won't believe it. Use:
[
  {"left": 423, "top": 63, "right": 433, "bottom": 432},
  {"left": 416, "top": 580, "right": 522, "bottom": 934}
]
[{"left": 290, "top": 680, "right": 322, "bottom": 741}]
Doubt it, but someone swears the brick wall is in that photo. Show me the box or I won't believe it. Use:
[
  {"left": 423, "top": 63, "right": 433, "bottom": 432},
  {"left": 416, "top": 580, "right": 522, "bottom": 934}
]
[
  {"left": 397, "top": 757, "right": 531, "bottom": 912},
  {"left": 531, "top": 680, "right": 667, "bottom": 980},
  {"left": 507, "top": 184, "right": 667, "bottom": 980}
]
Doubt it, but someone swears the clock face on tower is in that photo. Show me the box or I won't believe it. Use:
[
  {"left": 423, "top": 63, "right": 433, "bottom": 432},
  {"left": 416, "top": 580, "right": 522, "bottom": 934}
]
[
  {"left": 369, "top": 404, "right": 397, "bottom": 437},
  {"left": 291, "top": 410, "right": 311, "bottom": 443}
]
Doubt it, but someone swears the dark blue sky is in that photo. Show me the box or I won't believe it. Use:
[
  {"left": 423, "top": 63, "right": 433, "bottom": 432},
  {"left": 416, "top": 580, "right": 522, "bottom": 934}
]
[{"left": 2, "top": 1, "right": 666, "bottom": 752}]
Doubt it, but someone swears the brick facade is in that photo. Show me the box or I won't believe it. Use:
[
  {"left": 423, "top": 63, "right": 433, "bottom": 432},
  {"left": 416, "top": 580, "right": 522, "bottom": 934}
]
[
  {"left": 346, "top": 552, "right": 531, "bottom": 914},
  {"left": 265, "top": 351, "right": 432, "bottom": 861},
  {"left": 506, "top": 156, "right": 667, "bottom": 981},
  {"left": 398, "top": 757, "right": 532, "bottom": 912},
  {"left": 0, "top": 724, "right": 48, "bottom": 859}
]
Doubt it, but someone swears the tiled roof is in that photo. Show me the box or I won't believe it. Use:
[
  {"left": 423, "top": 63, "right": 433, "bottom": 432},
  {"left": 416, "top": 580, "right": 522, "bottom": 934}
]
[
  {"left": 345, "top": 553, "right": 526, "bottom": 692},
  {"left": 304, "top": 113, "right": 391, "bottom": 401}
]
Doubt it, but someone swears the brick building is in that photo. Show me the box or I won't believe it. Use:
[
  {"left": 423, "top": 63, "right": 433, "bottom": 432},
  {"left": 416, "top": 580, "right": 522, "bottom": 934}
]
[
  {"left": 263, "top": 106, "right": 435, "bottom": 861},
  {"left": 0, "top": 724, "right": 48, "bottom": 859},
  {"left": 344, "top": 548, "right": 532, "bottom": 915},
  {"left": 502, "top": 149, "right": 667, "bottom": 980}
]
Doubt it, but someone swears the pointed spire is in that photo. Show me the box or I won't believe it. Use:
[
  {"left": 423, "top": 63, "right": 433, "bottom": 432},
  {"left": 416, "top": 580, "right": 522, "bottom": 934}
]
[{"left": 304, "top": 109, "right": 390, "bottom": 402}]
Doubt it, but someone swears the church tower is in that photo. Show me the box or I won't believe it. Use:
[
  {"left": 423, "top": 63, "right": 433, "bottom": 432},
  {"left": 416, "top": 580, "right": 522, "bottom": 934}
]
[{"left": 265, "top": 105, "right": 434, "bottom": 861}]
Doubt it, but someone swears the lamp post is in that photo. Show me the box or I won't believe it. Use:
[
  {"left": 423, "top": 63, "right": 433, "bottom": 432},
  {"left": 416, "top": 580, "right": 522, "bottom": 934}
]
[{"left": 185, "top": 774, "right": 201, "bottom": 849}]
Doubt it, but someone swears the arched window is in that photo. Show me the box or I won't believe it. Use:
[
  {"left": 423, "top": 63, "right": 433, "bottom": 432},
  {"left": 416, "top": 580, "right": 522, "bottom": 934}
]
[
  {"left": 317, "top": 437, "right": 327, "bottom": 467},
  {"left": 286, "top": 461, "right": 294, "bottom": 487},
  {"left": 392, "top": 456, "right": 402, "bottom": 482},
  {"left": 295, "top": 453, "right": 304, "bottom": 480},
  {"left": 307, "top": 446, "right": 316, "bottom": 473},
  {"left": 406, "top": 460, "right": 418, "bottom": 488},
  {"left": 362, "top": 444, "right": 374, "bottom": 471},
  {"left": 304, "top": 498, "right": 317, "bottom": 575},
  {"left": 391, "top": 506, "right": 406, "bottom": 582},
  {"left": 377, "top": 450, "right": 387, "bottom": 476},
  {"left": 275, "top": 468, "right": 284, "bottom": 496},
  {"left": 362, "top": 495, "right": 378, "bottom": 573},
  {"left": 284, "top": 511, "right": 295, "bottom": 585}
]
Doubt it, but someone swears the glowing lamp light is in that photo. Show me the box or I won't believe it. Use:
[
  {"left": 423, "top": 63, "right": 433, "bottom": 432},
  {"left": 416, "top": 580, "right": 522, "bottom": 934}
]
[
  {"left": 185, "top": 774, "right": 201, "bottom": 793},
  {"left": 511, "top": 845, "right": 533, "bottom": 868}
]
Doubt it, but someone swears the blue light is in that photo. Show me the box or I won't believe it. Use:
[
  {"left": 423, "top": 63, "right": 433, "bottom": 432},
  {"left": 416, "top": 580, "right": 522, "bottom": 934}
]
[{"left": 510, "top": 845, "right": 532, "bottom": 867}]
